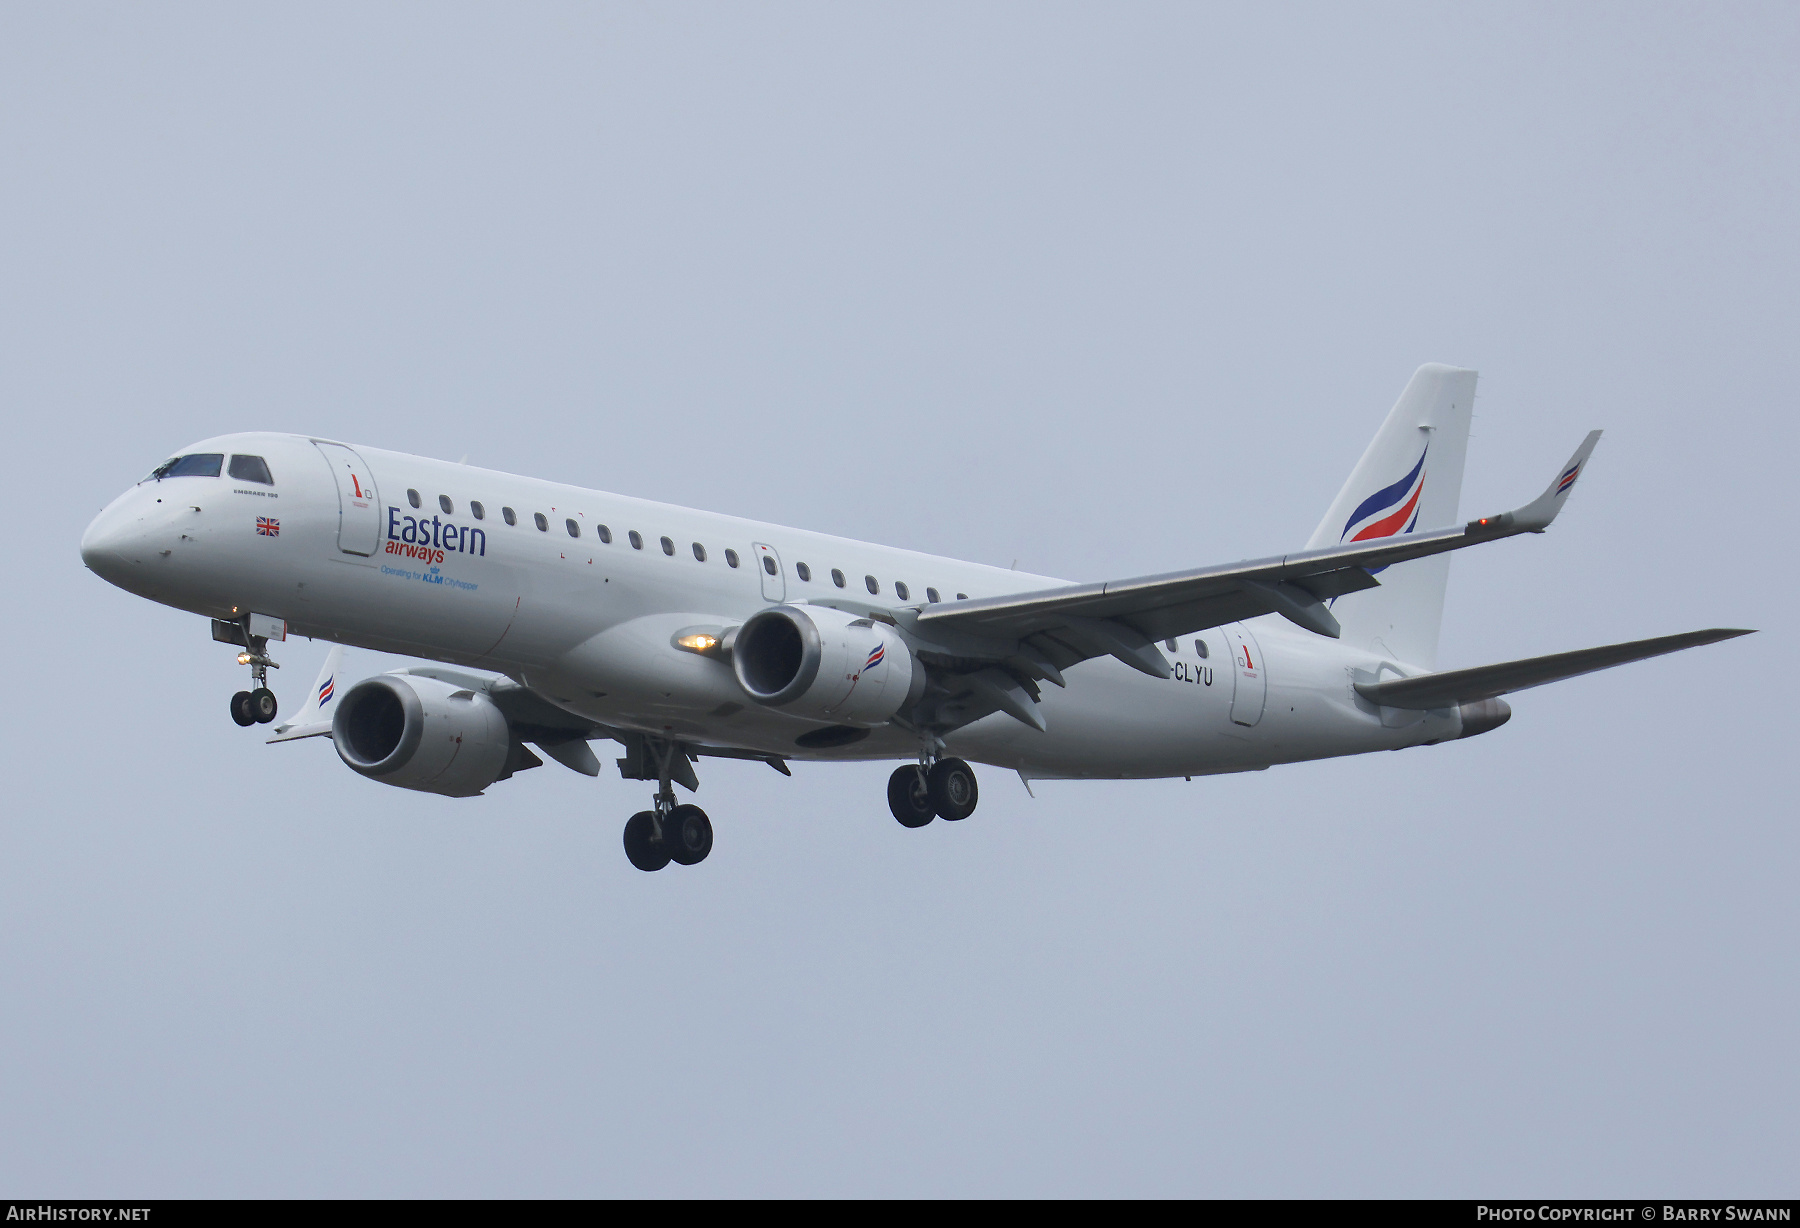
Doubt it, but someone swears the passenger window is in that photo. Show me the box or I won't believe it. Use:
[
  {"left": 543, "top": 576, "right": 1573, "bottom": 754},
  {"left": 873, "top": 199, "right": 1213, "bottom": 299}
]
[
  {"left": 895, "top": 582, "right": 910, "bottom": 601},
  {"left": 1165, "top": 639, "right": 1178, "bottom": 652},
  {"left": 926, "top": 588, "right": 940, "bottom": 603},
  {"left": 692, "top": 542, "right": 706, "bottom": 562},
  {"left": 831, "top": 569, "right": 846, "bottom": 588},
  {"left": 502, "top": 507, "right": 517, "bottom": 526},
  {"left": 763, "top": 556, "right": 778, "bottom": 577},
  {"left": 865, "top": 575, "right": 879, "bottom": 595},
  {"left": 597, "top": 525, "right": 612, "bottom": 544},
  {"left": 228, "top": 455, "right": 273, "bottom": 485},
  {"left": 534, "top": 513, "right": 548, "bottom": 531},
  {"left": 439, "top": 495, "right": 454, "bottom": 514},
  {"left": 629, "top": 531, "right": 643, "bottom": 550},
  {"left": 795, "top": 562, "right": 811, "bottom": 581},
  {"left": 566, "top": 519, "right": 580, "bottom": 537},
  {"left": 1195, "top": 639, "right": 1209, "bottom": 659},
  {"left": 660, "top": 536, "right": 675, "bottom": 556},
  {"left": 470, "top": 501, "right": 485, "bottom": 520},
  {"left": 956, "top": 593, "right": 968, "bottom": 600},
  {"left": 725, "top": 548, "right": 740, "bottom": 568},
  {"left": 408, "top": 489, "right": 421, "bottom": 508}
]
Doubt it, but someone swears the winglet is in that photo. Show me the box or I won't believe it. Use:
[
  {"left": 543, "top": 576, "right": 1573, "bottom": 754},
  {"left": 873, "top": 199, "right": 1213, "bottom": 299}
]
[
  {"left": 1512, "top": 430, "right": 1602, "bottom": 531},
  {"left": 267, "top": 644, "right": 344, "bottom": 743},
  {"left": 1463, "top": 430, "right": 1602, "bottom": 537}
]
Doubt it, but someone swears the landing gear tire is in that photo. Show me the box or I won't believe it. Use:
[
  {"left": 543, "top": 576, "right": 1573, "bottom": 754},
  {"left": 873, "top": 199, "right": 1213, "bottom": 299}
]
[
  {"left": 230, "top": 691, "right": 256, "bottom": 727},
  {"left": 249, "top": 688, "right": 278, "bottom": 724},
  {"left": 888, "top": 765, "right": 936, "bottom": 828},
  {"left": 928, "top": 757, "right": 979, "bottom": 821},
  {"left": 623, "top": 811, "right": 670, "bottom": 872},
  {"left": 666, "top": 804, "right": 713, "bottom": 866}
]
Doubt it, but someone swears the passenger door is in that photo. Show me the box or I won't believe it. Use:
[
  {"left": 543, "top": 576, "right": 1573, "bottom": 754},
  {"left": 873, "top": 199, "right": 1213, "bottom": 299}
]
[
  {"left": 314, "top": 442, "right": 382, "bottom": 556},
  {"left": 753, "top": 542, "right": 785, "bottom": 603},
  {"left": 1226, "top": 623, "right": 1266, "bottom": 727}
]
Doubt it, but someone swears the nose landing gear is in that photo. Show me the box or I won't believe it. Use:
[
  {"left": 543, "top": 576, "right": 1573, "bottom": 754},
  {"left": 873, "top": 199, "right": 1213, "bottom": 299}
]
[
  {"left": 230, "top": 691, "right": 257, "bottom": 727},
  {"left": 214, "top": 618, "right": 279, "bottom": 727}
]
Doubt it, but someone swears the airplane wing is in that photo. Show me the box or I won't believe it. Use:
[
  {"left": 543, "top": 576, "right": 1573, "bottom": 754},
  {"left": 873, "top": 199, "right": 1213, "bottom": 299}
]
[
  {"left": 1354, "top": 628, "right": 1754, "bottom": 710},
  {"left": 911, "top": 431, "right": 1604, "bottom": 681}
]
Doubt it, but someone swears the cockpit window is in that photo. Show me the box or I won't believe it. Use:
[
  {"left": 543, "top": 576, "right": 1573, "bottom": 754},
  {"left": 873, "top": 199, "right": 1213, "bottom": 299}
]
[
  {"left": 228, "top": 454, "right": 273, "bottom": 485},
  {"left": 149, "top": 453, "right": 224, "bottom": 480}
]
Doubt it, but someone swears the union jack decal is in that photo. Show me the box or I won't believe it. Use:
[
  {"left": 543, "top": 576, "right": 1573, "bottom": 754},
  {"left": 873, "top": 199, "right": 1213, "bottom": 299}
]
[{"left": 256, "top": 517, "right": 280, "bottom": 536}]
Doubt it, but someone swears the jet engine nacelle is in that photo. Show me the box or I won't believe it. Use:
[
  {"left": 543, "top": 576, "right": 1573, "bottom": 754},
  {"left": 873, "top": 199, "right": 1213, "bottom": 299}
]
[
  {"left": 732, "top": 604, "right": 922, "bottom": 726},
  {"left": 332, "top": 674, "right": 512, "bottom": 797}
]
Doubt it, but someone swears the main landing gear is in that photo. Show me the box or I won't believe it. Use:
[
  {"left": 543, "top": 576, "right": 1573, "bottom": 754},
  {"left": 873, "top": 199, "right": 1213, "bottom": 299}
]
[
  {"left": 623, "top": 803, "right": 713, "bottom": 872},
  {"left": 621, "top": 737, "right": 712, "bottom": 872},
  {"left": 887, "top": 756, "right": 979, "bottom": 828}
]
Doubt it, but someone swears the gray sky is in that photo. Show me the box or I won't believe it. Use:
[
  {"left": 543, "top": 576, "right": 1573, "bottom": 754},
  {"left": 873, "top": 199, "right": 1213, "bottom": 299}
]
[{"left": 2, "top": 2, "right": 1795, "bottom": 1196}]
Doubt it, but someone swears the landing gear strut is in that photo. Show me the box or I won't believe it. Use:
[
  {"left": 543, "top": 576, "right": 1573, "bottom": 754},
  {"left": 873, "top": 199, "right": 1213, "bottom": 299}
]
[
  {"left": 887, "top": 752, "right": 979, "bottom": 827},
  {"left": 621, "top": 736, "right": 712, "bottom": 872}
]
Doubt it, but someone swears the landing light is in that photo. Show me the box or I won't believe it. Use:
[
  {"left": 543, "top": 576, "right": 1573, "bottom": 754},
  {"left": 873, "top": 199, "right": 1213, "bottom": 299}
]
[
  {"left": 237, "top": 652, "right": 252, "bottom": 665},
  {"left": 677, "top": 634, "right": 719, "bottom": 653}
]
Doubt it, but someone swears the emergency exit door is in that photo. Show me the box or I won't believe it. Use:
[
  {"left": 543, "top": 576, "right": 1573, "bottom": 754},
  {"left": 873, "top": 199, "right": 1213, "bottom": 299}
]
[{"left": 753, "top": 542, "right": 785, "bottom": 602}]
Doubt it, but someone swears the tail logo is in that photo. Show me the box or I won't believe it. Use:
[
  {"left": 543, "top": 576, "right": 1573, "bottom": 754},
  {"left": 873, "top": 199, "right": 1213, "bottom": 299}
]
[
  {"left": 1341, "top": 446, "right": 1427, "bottom": 544},
  {"left": 318, "top": 675, "right": 334, "bottom": 705},
  {"left": 1556, "top": 462, "right": 1581, "bottom": 495}
]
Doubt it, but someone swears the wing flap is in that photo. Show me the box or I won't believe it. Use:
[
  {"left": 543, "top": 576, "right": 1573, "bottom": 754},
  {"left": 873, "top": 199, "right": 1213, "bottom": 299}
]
[{"left": 1355, "top": 628, "right": 1753, "bottom": 710}]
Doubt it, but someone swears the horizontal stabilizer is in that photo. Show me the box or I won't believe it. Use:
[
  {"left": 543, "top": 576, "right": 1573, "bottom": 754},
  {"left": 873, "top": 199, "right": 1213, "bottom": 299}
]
[{"left": 1356, "top": 627, "right": 1754, "bottom": 710}]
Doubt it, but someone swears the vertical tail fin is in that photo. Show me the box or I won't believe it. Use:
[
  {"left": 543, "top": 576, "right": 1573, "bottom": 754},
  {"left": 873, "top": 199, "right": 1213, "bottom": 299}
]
[{"left": 1306, "top": 364, "right": 1477, "bottom": 670}]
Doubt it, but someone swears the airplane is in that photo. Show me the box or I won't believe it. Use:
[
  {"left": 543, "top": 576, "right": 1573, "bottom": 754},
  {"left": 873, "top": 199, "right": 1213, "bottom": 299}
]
[{"left": 79, "top": 364, "right": 1751, "bottom": 871}]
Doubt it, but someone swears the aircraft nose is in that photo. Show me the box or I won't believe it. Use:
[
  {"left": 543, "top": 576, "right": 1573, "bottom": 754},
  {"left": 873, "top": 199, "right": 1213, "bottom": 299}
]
[{"left": 80, "top": 500, "right": 150, "bottom": 585}]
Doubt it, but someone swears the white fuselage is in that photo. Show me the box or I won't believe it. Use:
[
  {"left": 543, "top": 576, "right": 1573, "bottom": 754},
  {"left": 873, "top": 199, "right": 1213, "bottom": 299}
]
[{"left": 80, "top": 432, "right": 1462, "bottom": 779}]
